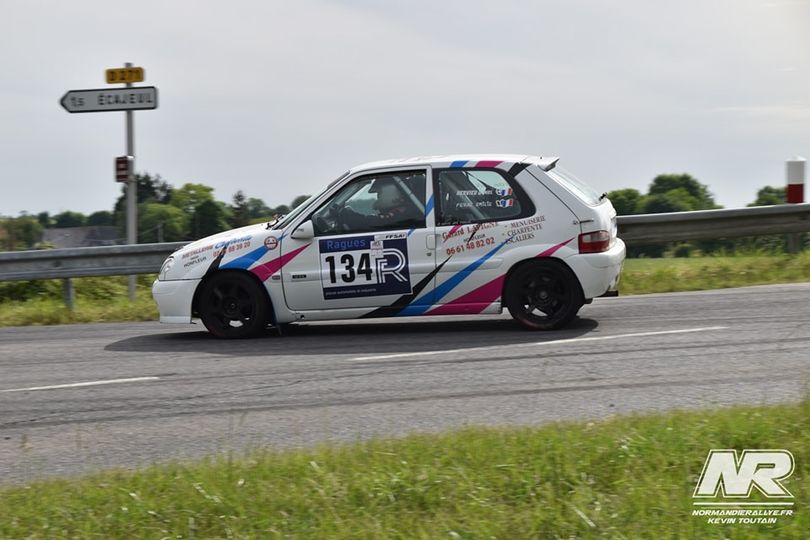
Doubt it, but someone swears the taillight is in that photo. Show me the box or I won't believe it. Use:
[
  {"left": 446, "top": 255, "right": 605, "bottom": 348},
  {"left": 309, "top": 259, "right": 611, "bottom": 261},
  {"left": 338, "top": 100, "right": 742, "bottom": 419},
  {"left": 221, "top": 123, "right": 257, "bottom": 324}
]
[{"left": 579, "top": 230, "right": 611, "bottom": 253}]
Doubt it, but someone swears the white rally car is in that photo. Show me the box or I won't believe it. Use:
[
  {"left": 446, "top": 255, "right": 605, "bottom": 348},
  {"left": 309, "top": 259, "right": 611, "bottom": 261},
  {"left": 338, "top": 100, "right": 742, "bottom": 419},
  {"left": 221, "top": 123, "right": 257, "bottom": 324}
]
[{"left": 153, "top": 155, "right": 625, "bottom": 338}]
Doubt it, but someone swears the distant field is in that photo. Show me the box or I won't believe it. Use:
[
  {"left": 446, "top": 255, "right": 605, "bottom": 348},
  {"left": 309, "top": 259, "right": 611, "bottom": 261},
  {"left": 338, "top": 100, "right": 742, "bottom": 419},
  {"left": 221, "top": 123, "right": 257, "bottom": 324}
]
[
  {"left": 1, "top": 400, "right": 806, "bottom": 539},
  {"left": 0, "top": 254, "right": 809, "bottom": 327}
]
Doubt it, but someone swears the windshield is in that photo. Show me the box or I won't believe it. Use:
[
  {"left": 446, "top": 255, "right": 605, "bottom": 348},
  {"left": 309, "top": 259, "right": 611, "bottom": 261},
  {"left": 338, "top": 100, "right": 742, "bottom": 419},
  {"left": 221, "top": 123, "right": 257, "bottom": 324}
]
[
  {"left": 547, "top": 167, "right": 603, "bottom": 206},
  {"left": 271, "top": 171, "right": 350, "bottom": 230}
]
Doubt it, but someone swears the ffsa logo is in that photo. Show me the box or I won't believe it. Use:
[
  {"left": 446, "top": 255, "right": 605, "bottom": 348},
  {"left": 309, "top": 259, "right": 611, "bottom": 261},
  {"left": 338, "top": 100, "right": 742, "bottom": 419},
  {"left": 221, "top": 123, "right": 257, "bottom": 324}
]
[{"left": 694, "top": 449, "right": 795, "bottom": 498}]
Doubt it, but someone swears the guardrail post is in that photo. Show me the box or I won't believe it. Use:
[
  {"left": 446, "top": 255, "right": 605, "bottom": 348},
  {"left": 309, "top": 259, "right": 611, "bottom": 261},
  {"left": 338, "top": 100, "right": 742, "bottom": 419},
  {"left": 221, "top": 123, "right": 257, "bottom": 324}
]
[
  {"left": 786, "top": 157, "right": 805, "bottom": 254},
  {"left": 63, "top": 278, "right": 75, "bottom": 311}
]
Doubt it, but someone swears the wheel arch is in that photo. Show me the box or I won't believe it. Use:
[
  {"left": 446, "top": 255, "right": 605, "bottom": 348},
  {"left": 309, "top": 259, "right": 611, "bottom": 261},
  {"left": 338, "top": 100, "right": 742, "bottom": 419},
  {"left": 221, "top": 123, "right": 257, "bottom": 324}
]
[
  {"left": 501, "top": 256, "right": 585, "bottom": 304},
  {"left": 191, "top": 268, "right": 277, "bottom": 324}
]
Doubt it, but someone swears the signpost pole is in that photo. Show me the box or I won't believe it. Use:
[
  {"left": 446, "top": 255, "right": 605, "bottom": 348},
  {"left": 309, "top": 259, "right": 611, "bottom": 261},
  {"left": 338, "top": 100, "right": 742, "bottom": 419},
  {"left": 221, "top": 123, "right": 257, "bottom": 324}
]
[{"left": 125, "top": 62, "right": 137, "bottom": 301}]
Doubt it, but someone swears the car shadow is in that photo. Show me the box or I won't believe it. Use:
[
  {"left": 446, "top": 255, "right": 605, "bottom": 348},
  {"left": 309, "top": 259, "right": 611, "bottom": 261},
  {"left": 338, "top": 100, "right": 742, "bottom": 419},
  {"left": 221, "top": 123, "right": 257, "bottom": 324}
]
[{"left": 105, "top": 316, "right": 600, "bottom": 357}]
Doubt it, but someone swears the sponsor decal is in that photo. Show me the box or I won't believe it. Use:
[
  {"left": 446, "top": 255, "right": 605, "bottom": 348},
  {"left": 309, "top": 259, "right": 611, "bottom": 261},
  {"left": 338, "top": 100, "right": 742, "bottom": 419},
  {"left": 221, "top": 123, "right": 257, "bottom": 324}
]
[
  {"left": 214, "top": 235, "right": 252, "bottom": 250},
  {"left": 374, "top": 231, "right": 408, "bottom": 240},
  {"left": 495, "top": 198, "right": 514, "bottom": 208},
  {"left": 496, "top": 187, "right": 513, "bottom": 197},
  {"left": 182, "top": 244, "right": 213, "bottom": 259},
  {"left": 264, "top": 236, "right": 279, "bottom": 250},
  {"left": 319, "top": 235, "right": 411, "bottom": 299},
  {"left": 182, "top": 254, "right": 207, "bottom": 268},
  {"left": 692, "top": 449, "right": 795, "bottom": 526}
]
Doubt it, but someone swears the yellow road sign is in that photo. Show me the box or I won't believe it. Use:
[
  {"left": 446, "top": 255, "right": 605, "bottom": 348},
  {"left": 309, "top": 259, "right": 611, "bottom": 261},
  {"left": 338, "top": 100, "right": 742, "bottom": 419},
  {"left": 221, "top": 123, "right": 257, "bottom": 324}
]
[{"left": 105, "top": 67, "right": 145, "bottom": 84}]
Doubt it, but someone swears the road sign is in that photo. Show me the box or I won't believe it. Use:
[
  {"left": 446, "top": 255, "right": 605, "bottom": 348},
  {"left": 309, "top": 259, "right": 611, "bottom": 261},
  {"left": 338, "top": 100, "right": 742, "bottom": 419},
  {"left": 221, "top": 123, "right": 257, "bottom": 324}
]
[
  {"left": 59, "top": 87, "right": 158, "bottom": 113},
  {"left": 106, "top": 66, "right": 145, "bottom": 84},
  {"left": 115, "top": 155, "right": 133, "bottom": 182}
]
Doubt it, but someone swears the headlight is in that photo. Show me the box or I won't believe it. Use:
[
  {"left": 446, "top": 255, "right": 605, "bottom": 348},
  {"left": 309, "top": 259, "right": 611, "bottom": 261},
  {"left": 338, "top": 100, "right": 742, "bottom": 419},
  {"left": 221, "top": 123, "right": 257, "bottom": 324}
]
[{"left": 159, "top": 256, "right": 175, "bottom": 281}]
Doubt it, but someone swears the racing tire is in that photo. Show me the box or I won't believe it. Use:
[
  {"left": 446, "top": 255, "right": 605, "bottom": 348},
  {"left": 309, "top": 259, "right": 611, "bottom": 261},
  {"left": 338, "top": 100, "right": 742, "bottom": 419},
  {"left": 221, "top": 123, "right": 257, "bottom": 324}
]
[
  {"left": 504, "top": 260, "right": 583, "bottom": 330},
  {"left": 198, "top": 271, "right": 271, "bottom": 339}
]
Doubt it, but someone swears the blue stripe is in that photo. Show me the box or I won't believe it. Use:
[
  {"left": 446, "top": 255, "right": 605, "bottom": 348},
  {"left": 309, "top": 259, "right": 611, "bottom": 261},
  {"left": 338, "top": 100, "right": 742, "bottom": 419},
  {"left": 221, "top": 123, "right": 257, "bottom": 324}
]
[
  {"left": 449, "top": 160, "right": 467, "bottom": 168},
  {"left": 406, "top": 228, "right": 415, "bottom": 237},
  {"left": 397, "top": 240, "right": 509, "bottom": 316},
  {"left": 221, "top": 245, "right": 268, "bottom": 269},
  {"left": 424, "top": 194, "right": 434, "bottom": 217}
]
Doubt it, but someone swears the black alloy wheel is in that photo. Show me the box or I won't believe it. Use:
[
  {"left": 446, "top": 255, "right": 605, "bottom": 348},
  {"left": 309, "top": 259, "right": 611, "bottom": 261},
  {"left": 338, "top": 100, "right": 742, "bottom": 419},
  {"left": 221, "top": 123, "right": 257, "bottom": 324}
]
[
  {"left": 198, "top": 272, "right": 271, "bottom": 338},
  {"left": 504, "top": 260, "right": 583, "bottom": 330}
]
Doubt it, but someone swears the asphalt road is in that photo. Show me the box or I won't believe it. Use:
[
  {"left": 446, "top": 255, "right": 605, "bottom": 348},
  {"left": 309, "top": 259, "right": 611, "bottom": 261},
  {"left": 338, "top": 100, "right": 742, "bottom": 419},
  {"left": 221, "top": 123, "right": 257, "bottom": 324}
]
[{"left": 2, "top": 283, "right": 809, "bottom": 484}]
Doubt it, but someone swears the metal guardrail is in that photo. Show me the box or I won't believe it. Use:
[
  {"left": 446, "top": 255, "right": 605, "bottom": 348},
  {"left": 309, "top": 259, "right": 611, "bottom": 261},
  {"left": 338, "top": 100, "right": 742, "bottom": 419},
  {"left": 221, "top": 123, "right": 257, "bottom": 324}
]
[
  {"left": 0, "top": 203, "right": 808, "bottom": 306},
  {"left": 0, "top": 242, "right": 186, "bottom": 282},
  {"left": 617, "top": 203, "right": 810, "bottom": 243}
]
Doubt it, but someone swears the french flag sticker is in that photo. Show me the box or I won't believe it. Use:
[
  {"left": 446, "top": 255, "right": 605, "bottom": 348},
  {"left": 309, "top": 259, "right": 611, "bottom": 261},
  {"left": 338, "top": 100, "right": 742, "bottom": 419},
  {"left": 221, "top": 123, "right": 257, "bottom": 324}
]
[
  {"left": 496, "top": 188, "right": 513, "bottom": 197},
  {"left": 496, "top": 199, "right": 514, "bottom": 208}
]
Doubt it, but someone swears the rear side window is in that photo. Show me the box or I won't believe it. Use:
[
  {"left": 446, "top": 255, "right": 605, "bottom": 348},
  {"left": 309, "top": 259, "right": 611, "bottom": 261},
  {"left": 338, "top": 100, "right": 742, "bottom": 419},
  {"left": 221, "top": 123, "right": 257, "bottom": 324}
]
[
  {"left": 546, "top": 167, "right": 603, "bottom": 206},
  {"left": 434, "top": 169, "right": 533, "bottom": 226}
]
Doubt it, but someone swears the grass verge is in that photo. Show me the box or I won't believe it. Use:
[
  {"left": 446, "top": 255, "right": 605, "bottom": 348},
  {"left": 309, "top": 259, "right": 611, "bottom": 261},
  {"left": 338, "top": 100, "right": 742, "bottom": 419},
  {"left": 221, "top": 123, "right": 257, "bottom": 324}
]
[
  {"left": 620, "top": 252, "right": 810, "bottom": 295},
  {"left": 0, "top": 254, "right": 809, "bottom": 327},
  {"left": 1, "top": 400, "right": 807, "bottom": 538}
]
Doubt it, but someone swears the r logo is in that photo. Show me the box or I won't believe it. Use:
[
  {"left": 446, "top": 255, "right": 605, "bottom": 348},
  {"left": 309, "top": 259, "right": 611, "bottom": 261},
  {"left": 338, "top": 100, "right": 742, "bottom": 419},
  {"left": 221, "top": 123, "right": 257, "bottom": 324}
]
[{"left": 694, "top": 449, "right": 794, "bottom": 498}]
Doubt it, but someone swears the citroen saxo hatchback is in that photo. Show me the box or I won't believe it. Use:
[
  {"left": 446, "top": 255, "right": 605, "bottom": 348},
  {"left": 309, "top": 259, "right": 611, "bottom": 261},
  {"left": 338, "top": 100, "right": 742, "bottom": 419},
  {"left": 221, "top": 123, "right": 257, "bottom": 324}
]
[{"left": 153, "top": 155, "right": 625, "bottom": 338}]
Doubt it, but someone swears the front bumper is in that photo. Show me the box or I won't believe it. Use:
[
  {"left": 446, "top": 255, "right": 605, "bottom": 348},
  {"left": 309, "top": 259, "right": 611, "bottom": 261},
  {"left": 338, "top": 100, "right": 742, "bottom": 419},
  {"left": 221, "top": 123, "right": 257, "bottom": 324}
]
[
  {"left": 565, "top": 238, "right": 626, "bottom": 299},
  {"left": 151, "top": 278, "right": 200, "bottom": 324}
]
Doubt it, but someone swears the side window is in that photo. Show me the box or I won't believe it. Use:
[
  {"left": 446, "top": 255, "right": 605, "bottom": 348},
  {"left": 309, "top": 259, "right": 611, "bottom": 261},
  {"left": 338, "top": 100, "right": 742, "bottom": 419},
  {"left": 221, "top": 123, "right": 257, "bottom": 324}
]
[
  {"left": 311, "top": 170, "right": 427, "bottom": 236},
  {"left": 435, "top": 169, "right": 531, "bottom": 226}
]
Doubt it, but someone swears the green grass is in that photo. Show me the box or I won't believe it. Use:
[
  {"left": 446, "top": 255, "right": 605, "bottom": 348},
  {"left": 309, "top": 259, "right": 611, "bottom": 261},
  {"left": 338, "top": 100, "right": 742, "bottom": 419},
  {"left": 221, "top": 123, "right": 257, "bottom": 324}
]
[
  {"left": 621, "top": 252, "right": 810, "bottom": 295},
  {"left": 0, "top": 253, "right": 809, "bottom": 327},
  {"left": 1, "top": 400, "right": 807, "bottom": 539},
  {"left": 0, "top": 275, "right": 158, "bottom": 327}
]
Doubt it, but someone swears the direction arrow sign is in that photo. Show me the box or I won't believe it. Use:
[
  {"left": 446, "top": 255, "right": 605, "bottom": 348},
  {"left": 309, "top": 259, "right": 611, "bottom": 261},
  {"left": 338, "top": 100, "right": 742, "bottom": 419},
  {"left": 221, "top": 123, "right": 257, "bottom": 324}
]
[{"left": 60, "top": 87, "right": 158, "bottom": 113}]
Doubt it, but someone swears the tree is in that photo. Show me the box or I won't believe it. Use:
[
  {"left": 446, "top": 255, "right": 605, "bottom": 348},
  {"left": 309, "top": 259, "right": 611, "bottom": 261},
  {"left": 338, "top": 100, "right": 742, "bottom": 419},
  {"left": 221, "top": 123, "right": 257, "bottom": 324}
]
[
  {"left": 169, "top": 183, "right": 217, "bottom": 215},
  {"left": 190, "top": 199, "right": 229, "bottom": 239},
  {"left": 228, "top": 190, "right": 251, "bottom": 228},
  {"left": 606, "top": 188, "right": 644, "bottom": 215},
  {"left": 640, "top": 188, "right": 701, "bottom": 214},
  {"left": 749, "top": 186, "right": 785, "bottom": 207},
  {"left": 139, "top": 203, "right": 188, "bottom": 243},
  {"left": 87, "top": 210, "right": 114, "bottom": 226},
  {"left": 1, "top": 215, "right": 43, "bottom": 250},
  {"left": 648, "top": 174, "right": 718, "bottom": 210},
  {"left": 36, "top": 211, "right": 51, "bottom": 228},
  {"left": 290, "top": 195, "right": 311, "bottom": 210},
  {"left": 52, "top": 211, "right": 87, "bottom": 228},
  {"left": 247, "top": 197, "right": 272, "bottom": 219}
]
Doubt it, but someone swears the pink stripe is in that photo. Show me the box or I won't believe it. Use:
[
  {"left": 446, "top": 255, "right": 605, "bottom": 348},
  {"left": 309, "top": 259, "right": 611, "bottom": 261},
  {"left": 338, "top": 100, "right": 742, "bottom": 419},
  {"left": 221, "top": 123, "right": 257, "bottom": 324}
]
[
  {"left": 251, "top": 243, "right": 311, "bottom": 282},
  {"left": 475, "top": 160, "right": 503, "bottom": 168},
  {"left": 425, "top": 237, "right": 575, "bottom": 316},
  {"left": 444, "top": 223, "right": 464, "bottom": 239},
  {"left": 427, "top": 275, "right": 505, "bottom": 316},
  {"left": 536, "top": 237, "right": 574, "bottom": 257}
]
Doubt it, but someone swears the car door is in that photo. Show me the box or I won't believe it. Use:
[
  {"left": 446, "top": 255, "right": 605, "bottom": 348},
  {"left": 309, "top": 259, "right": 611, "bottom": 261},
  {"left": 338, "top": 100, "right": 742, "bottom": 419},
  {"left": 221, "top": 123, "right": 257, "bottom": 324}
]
[
  {"left": 280, "top": 168, "right": 436, "bottom": 314},
  {"left": 425, "top": 166, "right": 537, "bottom": 314}
]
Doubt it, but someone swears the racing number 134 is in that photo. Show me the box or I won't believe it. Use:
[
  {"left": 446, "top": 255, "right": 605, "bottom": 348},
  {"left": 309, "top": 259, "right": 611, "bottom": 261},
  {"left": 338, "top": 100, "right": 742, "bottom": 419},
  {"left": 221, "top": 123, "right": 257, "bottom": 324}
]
[{"left": 324, "top": 254, "right": 372, "bottom": 284}]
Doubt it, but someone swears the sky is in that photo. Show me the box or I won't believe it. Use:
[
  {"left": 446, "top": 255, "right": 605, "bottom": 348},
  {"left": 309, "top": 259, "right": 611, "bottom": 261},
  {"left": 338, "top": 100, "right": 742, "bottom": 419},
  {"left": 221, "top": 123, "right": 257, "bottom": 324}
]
[{"left": 1, "top": 0, "right": 809, "bottom": 217}]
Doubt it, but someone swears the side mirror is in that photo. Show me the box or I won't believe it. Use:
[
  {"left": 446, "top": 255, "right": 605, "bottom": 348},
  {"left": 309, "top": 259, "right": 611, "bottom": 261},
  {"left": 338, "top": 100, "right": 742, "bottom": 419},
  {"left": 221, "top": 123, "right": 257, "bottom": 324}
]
[{"left": 290, "top": 220, "right": 314, "bottom": 240}]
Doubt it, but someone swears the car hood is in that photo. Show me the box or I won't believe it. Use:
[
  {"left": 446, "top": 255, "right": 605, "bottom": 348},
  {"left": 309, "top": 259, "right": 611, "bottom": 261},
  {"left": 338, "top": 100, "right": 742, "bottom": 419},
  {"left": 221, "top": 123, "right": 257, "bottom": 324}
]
[{"left": 177, "top": 223, "right": 272, "bottom": 255}]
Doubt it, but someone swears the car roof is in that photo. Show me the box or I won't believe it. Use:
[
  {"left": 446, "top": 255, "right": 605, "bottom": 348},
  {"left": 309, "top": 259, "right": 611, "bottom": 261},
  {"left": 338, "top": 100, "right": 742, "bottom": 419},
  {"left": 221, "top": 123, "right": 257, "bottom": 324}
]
[{"left": 350, "top": 154, "right": 559, "bottom": 173}]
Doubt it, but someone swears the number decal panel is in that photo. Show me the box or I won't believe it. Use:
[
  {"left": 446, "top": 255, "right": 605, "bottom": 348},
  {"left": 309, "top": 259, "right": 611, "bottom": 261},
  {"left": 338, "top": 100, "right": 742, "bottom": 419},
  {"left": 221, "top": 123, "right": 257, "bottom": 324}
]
[{"left": 318, "top": 235, "right": 412, "bottom": 299}]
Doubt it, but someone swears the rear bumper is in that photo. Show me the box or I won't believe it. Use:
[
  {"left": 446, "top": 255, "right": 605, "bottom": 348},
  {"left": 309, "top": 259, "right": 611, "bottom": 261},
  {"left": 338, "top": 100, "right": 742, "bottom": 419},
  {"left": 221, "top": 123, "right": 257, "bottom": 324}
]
[
  {"left": 565, "top": 238, "right": 625, "bottom": 299},
  {"left": 151, "top": 279, "right": 200, "bottom": 324}
]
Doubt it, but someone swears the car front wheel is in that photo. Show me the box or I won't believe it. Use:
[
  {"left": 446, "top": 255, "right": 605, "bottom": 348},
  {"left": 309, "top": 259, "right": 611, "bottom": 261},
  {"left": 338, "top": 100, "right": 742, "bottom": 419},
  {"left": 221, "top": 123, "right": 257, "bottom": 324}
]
[
  {"left": 198, "top": 272, "right": 271, "bottom": 338},
  {"left": 504, "top": 260, "right": 583, "bottom": 330}
]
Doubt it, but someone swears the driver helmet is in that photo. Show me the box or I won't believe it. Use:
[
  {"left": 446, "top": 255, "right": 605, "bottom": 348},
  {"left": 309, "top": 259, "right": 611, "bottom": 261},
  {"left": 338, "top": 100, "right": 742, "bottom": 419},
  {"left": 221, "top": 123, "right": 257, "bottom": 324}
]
[{"left": 373, "top": 181, "right": 402, "bottom": 213}]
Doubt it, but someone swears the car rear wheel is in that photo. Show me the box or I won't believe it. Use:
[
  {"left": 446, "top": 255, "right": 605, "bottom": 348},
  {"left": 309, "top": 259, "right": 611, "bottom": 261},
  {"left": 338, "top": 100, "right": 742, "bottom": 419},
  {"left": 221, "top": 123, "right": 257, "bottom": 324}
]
[
  {"left": 505, "top": 260, "right": 583, "bottom": 330},
  {"left": 198, "top": 272, "right": 270, "bottom": 338}
]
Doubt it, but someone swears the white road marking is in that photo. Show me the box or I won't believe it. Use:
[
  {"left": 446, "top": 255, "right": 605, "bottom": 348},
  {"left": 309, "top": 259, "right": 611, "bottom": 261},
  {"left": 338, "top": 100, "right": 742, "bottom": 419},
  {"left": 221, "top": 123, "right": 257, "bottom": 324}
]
[
  {"left": 350, "top": 326, "right": 729, "bottom": 362},
  {"left": 0, "top": 376, "right": 160, "bottom": 393}
]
